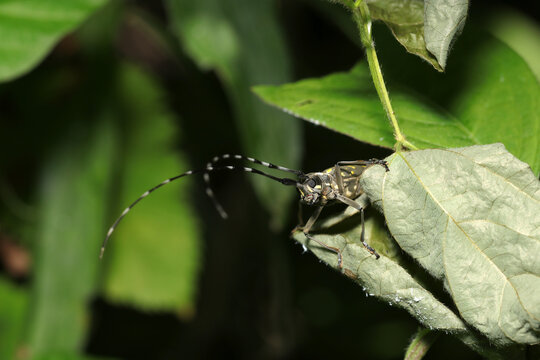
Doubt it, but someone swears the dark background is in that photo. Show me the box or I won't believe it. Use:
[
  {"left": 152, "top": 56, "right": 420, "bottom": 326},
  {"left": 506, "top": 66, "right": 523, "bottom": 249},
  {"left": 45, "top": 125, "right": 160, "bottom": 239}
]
[{"left": 0, "top": 1, "right": 538, "bottom": 359}]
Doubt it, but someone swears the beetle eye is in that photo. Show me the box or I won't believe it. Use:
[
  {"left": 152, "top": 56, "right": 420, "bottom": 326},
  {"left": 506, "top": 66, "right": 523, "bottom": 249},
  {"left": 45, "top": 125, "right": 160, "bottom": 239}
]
[{"left": 306, "top": 179, "right": 316, "bottom": 187}]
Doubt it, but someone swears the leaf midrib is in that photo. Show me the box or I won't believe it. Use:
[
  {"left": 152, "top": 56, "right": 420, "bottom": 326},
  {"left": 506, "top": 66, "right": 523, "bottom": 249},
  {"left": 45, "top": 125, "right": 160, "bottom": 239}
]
[
  {"left": 445, "top": 148, "right": 540, "bottom": 204},
  {"left": 395, "top": 151, "right": 532, "bottom": 337}
]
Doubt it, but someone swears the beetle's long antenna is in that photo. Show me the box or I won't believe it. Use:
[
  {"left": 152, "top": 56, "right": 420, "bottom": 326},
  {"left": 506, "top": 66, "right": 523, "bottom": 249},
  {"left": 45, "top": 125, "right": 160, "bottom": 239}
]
[
  {"left": 203, "top": 154, "right": 304, "bottom": 219},
  {"left": 100, "top": 165, "right": 298, "bottom": 259}
]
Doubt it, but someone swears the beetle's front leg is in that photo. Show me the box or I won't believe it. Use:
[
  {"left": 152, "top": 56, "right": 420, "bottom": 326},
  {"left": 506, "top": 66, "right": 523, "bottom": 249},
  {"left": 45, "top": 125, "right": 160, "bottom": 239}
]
[{"left": 299, "top": 205, "right": 344, "bottom": 268}]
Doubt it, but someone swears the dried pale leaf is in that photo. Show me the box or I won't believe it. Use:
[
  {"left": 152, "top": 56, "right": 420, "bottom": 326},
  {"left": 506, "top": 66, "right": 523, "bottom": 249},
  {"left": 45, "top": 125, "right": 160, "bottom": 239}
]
[
  {"left": 424, "top": 0, "right": 469, "bottom": 69},
  {"left": 361, "top": 144, "right": 540, "bottom": 345},
  {"left": 367, "top": 0, "right": 442, "bottom": 71},
  {"left": 293, "top": 213, "right": 467, "bottom": 333}
]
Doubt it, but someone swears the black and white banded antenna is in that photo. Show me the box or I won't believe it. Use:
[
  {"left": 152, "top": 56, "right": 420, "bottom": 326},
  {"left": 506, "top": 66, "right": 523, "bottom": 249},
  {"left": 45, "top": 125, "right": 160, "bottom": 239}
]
[
  {"left": 203, "top": 154, "right": 304, "bottom": 219},
  {"left": 100, "top": 161, "right": 301, "bottom": 259}
]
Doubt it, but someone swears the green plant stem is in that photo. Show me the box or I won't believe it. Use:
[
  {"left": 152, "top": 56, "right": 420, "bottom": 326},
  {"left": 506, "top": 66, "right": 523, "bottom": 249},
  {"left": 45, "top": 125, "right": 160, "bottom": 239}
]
[
  {"left": 351, "top": 0, "right": 417, "bottom": 151},
  {"left": 404, "top": 328, "right": 439, "bottom": 360}
]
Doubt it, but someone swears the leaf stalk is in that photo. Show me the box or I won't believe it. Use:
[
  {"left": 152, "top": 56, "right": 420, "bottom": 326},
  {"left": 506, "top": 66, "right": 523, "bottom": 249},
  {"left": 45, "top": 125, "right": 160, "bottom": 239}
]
[
  {"left": 351, "top": 0, "right": 417, "bottom": 150},
  {"left": 404, "top": 328, "right": 439, "bottom": 360}
]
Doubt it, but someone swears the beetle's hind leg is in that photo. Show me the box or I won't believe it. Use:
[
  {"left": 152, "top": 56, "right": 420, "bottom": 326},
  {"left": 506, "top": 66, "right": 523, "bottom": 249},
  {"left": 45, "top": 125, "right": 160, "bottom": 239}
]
[
  {"left": 335, "top": 194, "right": 380, "bottom": 259},
  {"left": 359, "top": 208, "right": 380, "bottom": 259}
]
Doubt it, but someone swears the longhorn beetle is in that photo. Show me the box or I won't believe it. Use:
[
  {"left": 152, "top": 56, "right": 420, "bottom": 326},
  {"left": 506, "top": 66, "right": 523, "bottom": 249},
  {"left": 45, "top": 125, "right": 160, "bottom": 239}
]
[{"left": 100, "top": 155, "right": 389, "bottom": 267}]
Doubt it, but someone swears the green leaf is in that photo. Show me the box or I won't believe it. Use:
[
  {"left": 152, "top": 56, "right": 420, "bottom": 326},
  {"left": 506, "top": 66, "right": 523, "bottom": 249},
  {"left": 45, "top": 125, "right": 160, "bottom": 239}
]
[
  {"left": 444, "top": 35, "right": 540, "bottom": 177},
  {"left": 28, "top": 116, "right": 117, "bottom": 355},
  {"left": 103, "top": 64, "right": 200, "bottom": 312},
  {"left": 0, "top": 0, "right": 107, "bottom": 82},
  {"left": 166, "top": 0, "right": 301, "bottom": 228},
  {"left": 360, "top": 144, "right": 540, "bottom": 346},
  {"left": 0, "top": 277, "right": 28, "bottom": 360},
  {"left": 485, "top": 8, "right": 540, "bottom": 83},
  {"left": 367, "top": 0, "right": 443, "bottom": 71},
  {"left": 255, "top": 32, "right": 540, "bottom": 175},
  {"left": 254, "top": 64, "right": 476, "bottom": 150},
  {"left": 424, "top": 0, "right": 469, "bottom": 69},
  {"left": 173, "top": 11, "right": 238, "bottom": 72}
]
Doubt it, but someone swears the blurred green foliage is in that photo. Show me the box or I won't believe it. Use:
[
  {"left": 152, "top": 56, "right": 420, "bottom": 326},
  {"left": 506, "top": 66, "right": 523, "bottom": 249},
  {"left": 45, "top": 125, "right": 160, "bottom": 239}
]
[
  {"left": 0, "top": 0, "right": 108, "bottom": 82},
  {"left": 0, "top": 0, "right": 538, "bottom": 359},
  {"left": 0, "top": 277, "right": 28, "bottom": 360},
  {"left": 102, "top": 64, "right": 200, "bottom": 312},
  {"left": 167, "top": 0, "right": 301, "bottom": 228}
]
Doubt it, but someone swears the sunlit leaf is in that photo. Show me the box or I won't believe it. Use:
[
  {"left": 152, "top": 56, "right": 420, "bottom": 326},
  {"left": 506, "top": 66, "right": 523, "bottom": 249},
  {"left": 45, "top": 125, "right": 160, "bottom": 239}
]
[
  {"left": 360, "top": 144, "right": 540, "bottom": 345},
  {"left": 424, "top": 0, "right": 468, "bottom": 69},
  {"left": 0, "top": 0, "right": 107, "bottom": 82},
  {"left": 0, "top": 277, "right": 28, "bottom": 360},
  {"left": 102, "top": 64, "right": 200, "bottom": 312},
  {"left": 166, "top": 0, "right": 301, "bottom": 228}
]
